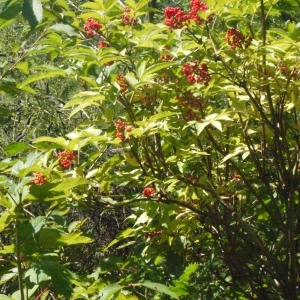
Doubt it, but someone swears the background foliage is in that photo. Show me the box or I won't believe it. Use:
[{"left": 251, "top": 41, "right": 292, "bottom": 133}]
[{"left": 1, "top": 0, "right": 300, "bottom": 299}]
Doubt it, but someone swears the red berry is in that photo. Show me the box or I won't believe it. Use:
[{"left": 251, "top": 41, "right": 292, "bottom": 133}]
[
  {"left": 56, "top": 150, "right": 76, "bottom": 169},
  {"left": 291, "top": 70, "right": 298, "bottom": 78},
  {"left": 98, "top": 41, "right": 109, "bottom": 48},
  {"left": 31, "top": 172, "right": 47, "bottom": 186},
  {"left": 116, "top": 74, "right": 129, "bottom": 93},
  {"left": 120, "top": 7, "right": 137, "bottom": 26},
  {"left": 164, "top": 7, "right": 190, "bottom": 30},
  {"left": 230, "top": 172, "right": 241, "bottom": 182},
  {"left": 84, "top": 18, "right": 102, "bottom": 37},
  {"left": 226, "top": 28, "right": 252, "bottom": 50},
  {"left": 185, "top": 109, "right": 200, "bottom": 121},
  {"left": 142, "top": 187, "right": 155, "bottom": 198},
  {"left": 177, "top": 91, "right": 203, "bottom": 110},
  {"left": 188, "top": 0, "right": 210, "bottom": 25},
  {"left": 279, "top": 64, "right": 299, "bottom": 79},
  {"left": 115, "top": 120, "right": 133, "bottom": 142},
  {"left": 182, "top": 61, "right": 211, "bottom": 85}
]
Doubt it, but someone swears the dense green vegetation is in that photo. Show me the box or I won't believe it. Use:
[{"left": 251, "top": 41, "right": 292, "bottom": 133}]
[{"left": 1, "top": 0, "right": 300, "bottom": 299}]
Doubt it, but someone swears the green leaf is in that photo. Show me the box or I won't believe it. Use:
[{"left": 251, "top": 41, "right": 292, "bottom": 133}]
[
  {"left": 221, "top": 147, "right": 248, "bottom": 163},
  {"left": 104, "top": 0, "right": 117, "bottom": 11},
  {"left": 49, "top": 23, "right": 80, "bottom": 37},
  {"left": 0, "top": 244, "right": 15, "bottom": 254},
  {"left": 104, "top": 107, "right": 113, "bottom": 121},
  {"left": 98, "top": 256, "right": 123, "bottom": 273},
  {"left": 290, "top": 26, "right": 300, "bottom": 40},
  {"left": 125, "top": 73, "right": 138, "bottom": 87},
  {"left": 25, "top": 261, "right": 77, "bottom": 298},
  {"left": 64, "top": 91, "right": 105, "bottom": 117},
  {"left": 22, "top": 0, "right": 43, "bottom": 29},
  {"left": 98, "top": 284, "right": 122, "bottom": 300},
  {"left": 33, "top": 136, "right": 67, "bottom": 147},
  {"left": 15, "top": 61, "right": 29, "bottom": 74},
  {"left": 0, "top": 210, "right": 14, "bottom": 233},
  {"left": 103, "top": 228, "right": 135, "bottom": 251},
  {"left": 38, "top": 228, "right": 92, "bottom": 247},
  {"left": 179, "top": 263, "right": 199, "bottom": 282},
  {"left": 211, "top": 120, "right": 222, "bottom": 131},
  {"left": 0, "top": 272, "right": 17, "bottom": 286},
  {"left": 0, "top": 294, "right": 13, "bottom": 299},
  {"left": 4, "top": 142, "right": 32, "bottom": 156},
  {"left": 80, "top": 2, "right": 103, "bottom": 10},
  {"left": 30, "top": 216, "right": 46, "bottom": 234},
  {"left": 17, "top": 84, "right": 37, "bottom": 94},
  {"left": 115, "top": 294, "right": 138, "bottom": 300},
  {"left": 68, "top": 219, "right": 87, "bottom": 233},
  {"left": 28, "top": 182, "right": 59, "bottom": 201},
  {"left": 125, "top": 0, "right": 137, "bottom": 9},
  {"left": 0, "top": 106, "right": 12, "bottom": 125},
  {"left": 147, "top": 111, "right": 176, "bottom": 122},
  {"left": 11, "top": 285, "right": 39, "bottom": 300},
  {"left": 0, "top": 193, "right": 12, "bottom": 208},
  {"left": 136, "top": 60, "right": 147, "bottom": 79},
  {"left": 141, "top": 281, "right": 179, "bottom": 299},
  {"left": 50, "top": 177, "right": 89, "bottom": 192},
  {"left": 58, "top": 232, "right": 93, "bottom": 245},
  {"left": 38, "top": 228, "right": 64, "bottom": 248},
  {"left": 96, "top": 156, "right": 124, "bottom": 180},
  {"left": 141, "top": 62, "right": 174, "bottom": 80},
  {"left": 0, "top": 0, "right": 22, "bottom": 30},
  {"left": 25, "top": 266, "right": 50, "bottom": 284},
  {"left": 195, "top": 122, "right": 208, "bottom": 135},
  {"left": 20, "top": 70, "right": 66, "bottom": 87},
  {"left": 136, "top": 0, "right": 150, "bottom": 10},
  {"left": 135, "top": 211, "right": 149, "bottom": 225},
  {"left": 124, "top": 152, "right": 140, "bottom": 166},
  {"left": 55, "top": 0, "right": 69, "bottom": 10},
  {"left": 64, "top": 92, "right": 104, "bottom": 108}
]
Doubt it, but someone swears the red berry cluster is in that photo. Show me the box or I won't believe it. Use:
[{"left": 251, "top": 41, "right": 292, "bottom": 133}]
[
  {"left": 184, "top": 199, "right": 198, "bottom": 209},
  {"left": 185, "top": 109, "right": 200, "bottom": 121},
  {"left": 164, "top": 1, "right": 211, "bottom": 30},
  {"left": 189, "top": 0, "right": 210, "bottom": 25},
  {"left": 142, "top": 187, "right": 156, "bottom": 198},
  {"left": 141, "top": 85, "right": 156, "bottom": 105},
  {"left": 142, "top": 94, "right": 156, "bottom": 105},
  {"left": 226, "top": 28, "right": 252, "bottom": 50},
  {"left": 56, "top": 150, "right": 76, "bottom": 169},
  {"left": 230, "top": 172, "right": 241, "bottom": 182},
  {"left": 84, "top": 18, "right": 102, "bottom": 37},
  {"left": 121, "top": 7, "right": 137, "bottom": 26},
  {"left": 279, "top": 65, "right": 298, "bottom": 79},
  {"left": 159, "top": 54, "right": 173, "bottom": 61},
  {"left": 145, "top": 229, "right": 163, "bottom": 239},
  {"left": 31, "top": 172, "right": 47, "bottom": 186},
  {"left": 177, "top": 91, "right": 203, "bottom": 110},
  {"left": 116, "top": 74, "right": 129, "bottom": 93},
  {"left": 219, "top": 184, "right": 234, "bottom": 200},
  {"left": 177, "top": 91, "right": 203, "bottom": 121},
  {"left": 279, "top": 65, "right": 288, "bottom": 73},
  {"left": 115, "top": 119, "right": 133, "bottom": 141},
  {"left": 185, "top": 173, "right": 200, "bottom": 183},
  {"left": 164, "top": 7, "right": 190, "bottom": 30},
  {"left": 159, "top": 47, "right": 173, "bottom": 61},
  {"left": 182, "top": 61, "right": 211, "bottom": 85},
  {"left": 97, "top": 41, "right": 113, "bottom": 66},
  {"left": 98, "top": 41, "right": 109, "bottom": 48}
]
